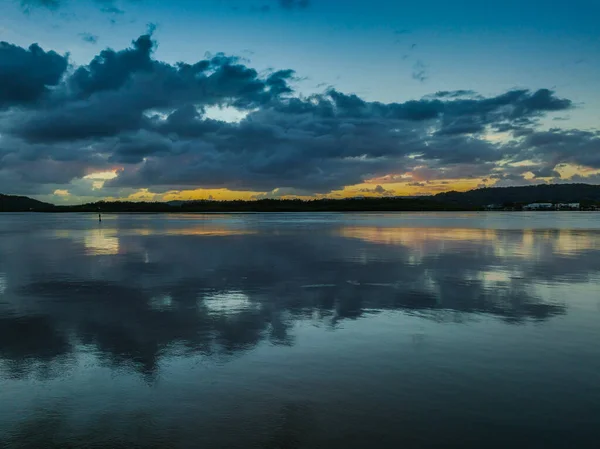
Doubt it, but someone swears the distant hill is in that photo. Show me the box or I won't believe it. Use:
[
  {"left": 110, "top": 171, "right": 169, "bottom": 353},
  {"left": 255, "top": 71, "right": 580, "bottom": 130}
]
[
  {"left": 0, "top": 194, "right": 53, "bottom": 212},
  {"left": 434, "top": 184, "right": 600, "bottom": 207}
]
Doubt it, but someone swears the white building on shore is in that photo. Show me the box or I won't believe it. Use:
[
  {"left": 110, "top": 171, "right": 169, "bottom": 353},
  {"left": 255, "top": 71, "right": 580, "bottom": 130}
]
[
  {"left": 556, "top": 203, "right": 580, "bottom": 210},
  {"left": 523, "top": 203, "right": 553, "bottom": 210},
  {"left": 522, "top": 202, "right": 581, "bottom": 211}
]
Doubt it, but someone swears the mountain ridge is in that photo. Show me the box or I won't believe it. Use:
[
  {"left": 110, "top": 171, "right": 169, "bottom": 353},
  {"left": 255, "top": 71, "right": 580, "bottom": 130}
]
[
  {"left": 0, "top": 194, "right": 54, "bottom": 212},
  {"left": 434, "top": 183, "right": 600, "bottom": 206}
]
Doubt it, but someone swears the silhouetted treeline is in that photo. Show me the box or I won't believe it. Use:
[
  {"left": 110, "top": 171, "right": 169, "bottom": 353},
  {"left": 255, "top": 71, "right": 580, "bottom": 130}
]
[
  {"left": 2, "top": 183, "right": 600, "bottom": 212},
  {"left": 55, "top": 198, "right": 469, "bottom": 213}
]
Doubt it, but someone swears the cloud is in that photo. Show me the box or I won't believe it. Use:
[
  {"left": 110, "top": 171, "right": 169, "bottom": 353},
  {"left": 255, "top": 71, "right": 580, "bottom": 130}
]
[
  {"left": 358, "top": 185, "right": 394, "bottom": 196},
  {"left": 19, "top": 0, "right": 131, "bottom": 13},
  {"left": 100, "top": 5, "right": 124, "bottom": 15},
  {"left": 412, "top": 60, "right": 428, "bottom": 82},
  {"left": 79, "top": 32, "right": 99, "bottom": 44},
  {"left": 530, "top": 167, "right": 561, "bottom": 179},
  {"left": 0, "top": 41, "right": 68, "bottom": 108},
  {"left": 0, "top": 34, "right": 587, "bottom": 199},
  {"left": 0, "top": 223, "right": 575, "bottom": 379},
  {"left": 432, "top": 90, "right": 478, "bottom": 98},
  {"left": 19, "top": 0, "right": 61, "bottom": 11},
  {"left": 518, "top": 128, "right": 600, "bottom": 170},
  {"left": 251, "top": 187, "right": 308, "bottom": 199},
  {"left": 68, "top": 34, "right": 155, "bottom": 99}
]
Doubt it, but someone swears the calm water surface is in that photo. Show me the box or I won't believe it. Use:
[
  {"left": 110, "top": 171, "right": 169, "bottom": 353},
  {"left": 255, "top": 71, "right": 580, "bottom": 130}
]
[{"left": 0, "top": 212, "right": 599, "bottom": 448}]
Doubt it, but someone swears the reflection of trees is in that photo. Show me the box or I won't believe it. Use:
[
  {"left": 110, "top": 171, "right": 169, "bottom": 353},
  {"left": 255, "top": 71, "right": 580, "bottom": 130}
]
[
  {"left": 0, "top": 315, "right": 72, "bottom": 379},
  {"left": 2, "top": 223, "right": 595, "bottom": 379}
]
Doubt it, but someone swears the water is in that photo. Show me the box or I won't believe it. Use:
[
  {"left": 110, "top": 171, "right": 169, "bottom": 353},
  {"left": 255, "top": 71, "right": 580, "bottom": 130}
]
[{"left": 0, "top": 212, "right": 599, "bottom": 448}]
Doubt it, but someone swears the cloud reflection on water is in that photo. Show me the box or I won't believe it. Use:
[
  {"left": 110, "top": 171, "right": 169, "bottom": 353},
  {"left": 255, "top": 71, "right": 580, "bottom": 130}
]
[{"left": 2, "top": 216, "right": 598, "bottom": 380}]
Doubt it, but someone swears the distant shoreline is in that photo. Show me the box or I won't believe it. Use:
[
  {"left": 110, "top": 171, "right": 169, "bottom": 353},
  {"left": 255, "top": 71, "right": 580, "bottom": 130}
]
[
  {"left": 2, "top": 183, "right": 600, "bottom": 213},
  {"left": 1, "top": 209, "right": 598, "bottom": 214}
]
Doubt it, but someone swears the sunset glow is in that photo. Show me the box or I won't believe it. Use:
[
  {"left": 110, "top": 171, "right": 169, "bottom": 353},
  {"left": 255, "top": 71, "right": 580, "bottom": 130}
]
[{"left": 0, "top": 0, "right": 598, "bottom": 204}]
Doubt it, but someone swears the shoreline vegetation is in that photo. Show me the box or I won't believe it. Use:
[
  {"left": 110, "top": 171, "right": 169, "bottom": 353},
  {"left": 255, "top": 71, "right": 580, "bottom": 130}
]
[{"left": 2, "top": 183, "right": 600, "bottom": 213}]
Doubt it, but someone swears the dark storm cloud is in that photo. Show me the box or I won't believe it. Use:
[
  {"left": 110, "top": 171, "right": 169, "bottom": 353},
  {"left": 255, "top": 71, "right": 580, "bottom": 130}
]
[
  {"left": 0, "top": 41, "right": 68, "bottom": 107},
  {"left": 435, "top": 117, "right": 486, "bottom": 136},
  {"left": 324, "top": 87, "right": 570, "bottom": 123},
  {"left": 266, "top": 69, "right": 296, "bottom": 95},
  {"left": 531, "top": 167, "right": 561, "bottom": 179},
  {"left": 9, "top": 36, "right": 295, "bottom": 145},
  {"left": 518, "top": 128, "right": 600, "bottom": 170},
  {"left": 14, "top": 93, "right": 150, "bottom": 142},
  {"left": 0, "top": 34, "right": 582, "bottom": 196},
  {"left": 520, "top": 88, "right": 572, "bottom": 112},
  {"left": 0, "top": 134, "right": 109, "bottom": 196},
  {"left": 107, "top": 130, "right": 187, "bottom": 164},
  {"left": 69, "top": 34, "right": 154, "bottom": 98}
]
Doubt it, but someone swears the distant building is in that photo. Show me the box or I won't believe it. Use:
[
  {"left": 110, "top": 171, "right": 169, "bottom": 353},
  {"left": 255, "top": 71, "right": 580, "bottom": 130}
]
[
  {"left": 556, "top": 203, "right": 580, "bottom": 210},
  {"left": 523, "top": 203, "right": 553, "bottom": 211},
  {"left": 485, "top": 204, "right": 503, "bottom": 211}
]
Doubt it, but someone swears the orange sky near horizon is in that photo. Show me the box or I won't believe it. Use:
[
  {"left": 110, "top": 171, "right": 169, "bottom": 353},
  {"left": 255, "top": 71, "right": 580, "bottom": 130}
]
[
  {"left": 46, "top": 176, "right": 505, "bottom": 204},
  {"left": 43, "top": 162, "right": 600, "bottom": 205}
]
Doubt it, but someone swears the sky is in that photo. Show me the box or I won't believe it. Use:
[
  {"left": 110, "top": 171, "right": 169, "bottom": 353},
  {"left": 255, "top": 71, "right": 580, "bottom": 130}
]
[{"left": 0, "top": 0, "right": 599, "bottom": 204}]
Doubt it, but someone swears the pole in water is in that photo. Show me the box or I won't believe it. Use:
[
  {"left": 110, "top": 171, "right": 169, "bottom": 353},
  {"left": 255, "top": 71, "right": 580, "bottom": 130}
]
[{"left": 99, "top": 213, "right": 102, "bottom": 222}]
